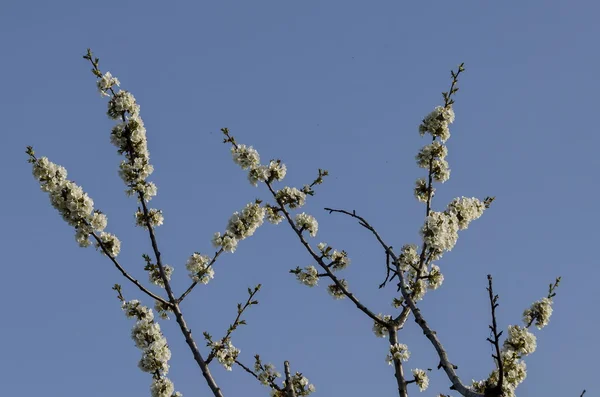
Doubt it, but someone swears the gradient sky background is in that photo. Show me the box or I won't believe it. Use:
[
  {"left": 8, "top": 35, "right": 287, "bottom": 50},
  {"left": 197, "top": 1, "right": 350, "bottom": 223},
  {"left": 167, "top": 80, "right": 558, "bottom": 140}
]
[{"left": 1, "top": 1, "right": 598, "bottom": 396}]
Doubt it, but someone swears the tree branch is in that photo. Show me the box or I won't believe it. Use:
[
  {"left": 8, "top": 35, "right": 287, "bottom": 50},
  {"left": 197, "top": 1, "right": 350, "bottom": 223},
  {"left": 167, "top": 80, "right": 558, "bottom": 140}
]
[
  {"left": 284, "top": 361, "right": 298, "bottom": 397},
  {"left": 389, "top": 328, "right": 409, "bottom": 397},
  {"left": 485, "top": 275, "right": 504, "bottom": 396}
]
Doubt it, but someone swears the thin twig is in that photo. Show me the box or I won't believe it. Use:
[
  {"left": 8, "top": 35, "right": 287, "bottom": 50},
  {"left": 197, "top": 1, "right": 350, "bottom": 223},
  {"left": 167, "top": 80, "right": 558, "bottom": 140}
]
[{"left": 485, "top": 275, "right": 504, "bottom": 396}]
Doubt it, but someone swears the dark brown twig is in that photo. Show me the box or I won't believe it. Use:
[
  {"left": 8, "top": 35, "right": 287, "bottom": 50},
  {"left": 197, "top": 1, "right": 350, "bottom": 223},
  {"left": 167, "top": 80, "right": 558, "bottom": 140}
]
[{"left": 485, "top": 275, "right": 504, "bottom": 397}]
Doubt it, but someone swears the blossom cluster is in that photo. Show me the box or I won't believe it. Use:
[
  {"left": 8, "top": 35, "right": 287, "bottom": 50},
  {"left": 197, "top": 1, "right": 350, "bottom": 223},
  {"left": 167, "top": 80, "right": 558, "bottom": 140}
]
[
  {"left": 97, "top": 71, "right": 158, "bottom": 203},
  {"left": 210, "top": 339, "right": 240, "bottom": 371},
  {"left": 275, "top": 187, "right": 306, "bottom": 209},
  {"left": 327, "top": 279, "right": 348, "bottom": 300},
  {"left": 271, "top": 373, "right": 316, "bottom": 397},
  {"left": 386, "top": 343, "right": 410, "bottom": 364},
  {"left": 472, "top": 293, "right": 555, "bottom": 397},
  {"left": 122, "top": 300, "right": 181, "bottom": 397},
  {"left": 295, "top": 213, "right": 318, "bottom": 237},
  {"left": 411, "top": 368, "right": 430, "bottom": 392},
  {"left": 185, "top": 252, "right": 215, "bottom": 284},
  {"left": 231, "top": 145, "right": 287, "bottom": 186},
  {"left": 29, "top": 153, "right": 121, "bottom": 255},
  {"left": 213, "top": 202, "right": 266, "bottom": 253},
  {"left": 418, "top": 105, "right": 455, "bottom": 142},
  {"left": 420, "top": 197, "right": 486, "bottom": 260},
  {"left": 294, "top": 266, "right": 319, "bottom": 287},
  {"left": 372, "top": 314, "right": 392, "bottom": 338}
]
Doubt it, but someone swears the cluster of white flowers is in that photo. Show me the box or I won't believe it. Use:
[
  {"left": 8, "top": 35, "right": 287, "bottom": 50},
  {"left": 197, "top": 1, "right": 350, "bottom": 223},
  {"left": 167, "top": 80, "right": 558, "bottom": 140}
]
[
  {"left": 210, "top": 339, "right": 240, "bottom": 371},
  {"left": 386, "top": 343, "right": 410, "bottom": 364},
  {"left": 398, "top": 244, "right": 420, "bottom": 272},
  {"left": 411, "top": 368, "right": 430, "bottom": 392},
  {"left": 97, "top": 71, "right": 157, "bottom": 202},
  {"left": 231, "top": 145, "right": 287, "bottom": 186},
  {"left": 265, "top": 205, "right": 285, "bottom": 224},
  {"left": 295, "top": 213, "right": 318, "bottom": 237},
  {"left": 30, "top": 156, "right": 120, "bottom": 251},
  {"left": 135, "top": 208, "right": 164, "bottom": 229},
  {"left": 96, "top": 232, "right": 121, "bottom": 257},
  {"left": 523, "top": 297, "right": 553, "bottom": 329},
  {"left": 427, "top": 264, "right": 444, "bottom": 290},
  {"left": 275, "top": 187, "right": 306, "bottom": 209},
  {"left": 97, "top": 71, "right": 120, "bottom": 97},
  {"left": 446, "top": 197, "right": 486, "bottom": 230},
  {"left": 418, "top": 105, "right": 455, "bottom": 142},
  {"left": 372, "top": 314, "right": 392, "bottom": 338},
  {"left": 415, "top": 142, "right": 450, "bottom": 183},
  {"left": 329, "top": 250, "right": 350, "bottom": 271},
  {"left": 472, "top": 294, "right": 552, "bottom": 397},
  {"left": 274, "top": 373, "right": 315, "bottom": 397},
  {"left": 154, "top": 300, "right": 171, "bottom": 320},
  {"left": 185, "top": 253, "right": 215, "bottom": 284},
  {"left": 255, "top": 362, "right": 281, "bottom": 386},
  {"left": 296, "top": 266, "right": 319, "bottom": 287},
  {"left": 421, "top": 211, "right": 459, "bottom": 259},
  {"left": 327, "top": 279, "right": 348, "bottom": 300},
  {"left": 122, "top": 300, "right": 181, "bottom": 397},
  {"left": 214, "top": 202, "right": 266, "bottom": 253},
  {"left": 409, "top": 279, "right": 427, "bottom": 301},
  {"left": 503, "top": 325, "right": 537, "bottom": 356},
  {"left": 148, "top": 265, "right": 173, "bottom": 288},
  {"left": 471, "top": 350, "right": 527, "bottom": 397},
  {"left": 414, "top": 178, "right": 434, "bottom": 203}
]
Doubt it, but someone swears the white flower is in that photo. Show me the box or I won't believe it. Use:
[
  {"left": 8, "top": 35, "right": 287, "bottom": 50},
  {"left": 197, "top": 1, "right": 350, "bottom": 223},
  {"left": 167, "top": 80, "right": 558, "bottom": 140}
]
[
  {"left": 186, "top": 253, "right": 215, "bottom": 284},
  {"left": 398, "top": 244, "right": 419, "bottom": 272},
  {"left": 150, "top": 377, "right": 175, "bottom": 397},
  {"left": 416, "top": 141, "right": 447, "bottom": 168},
  {"left": 421, "top": 211, "right": 459, "bottom": 259},
  {"left": 231, "top": 144, "right": 260, "bottom": 170},
  {"left": 411, "top": 369, "right": 429, "bottom": 391},
  {"left": 212, "top": 231, "right": 238, "bottom": 253},
  {"left": 327, "top": 279, "right": 348, "bottom": 300},
  {"left": 136, "top": 208, "right": 164, "bottom": 229},
  {"left": 248, "top": 165, "right": 270, "bottom": 186},
  {"left": 265, "top": 206, "right": 284, "bottom": 224},
  {"left": 276, "top": 187, "right": 306, "bottom": 209},
  {"left": 96, "top": 232, "right": 121, "bottom": 257},
  {"left": 427, "top": 264, "right": 444, "bottom": 290},
  {"left": 503, "top": 325, "right": 537, "bottom": 356},
  {"left": 90, "top": 211, "right": 108, "bottom": 231},
  {"left": 446, "top": 197, "right": 486, "bottom": 230},
  {"left": 267, "top": 160, "right": 287, "bottom": 181},
  {"left": 414, "top": 178, "right": 433, "bottom": 203},
  {"left": 523, "top": 297, "right": 553, "bottom": 329},
  {"left": 211, "top": 339, "right": 240, "bottom": 371},
  {"left": 97, "top": 71, "right": 120, "bottom": 96},
  {"left": 149, "top": 265, "right": 173, "bottom": 288},
  {"left": 373, "top": 314, "right": 392, "bottom": 338},
  {"left": 295, "top": 213, "right": 318, "bottom": 237},
  {"left": 296, "top": 266, "right": 319, "bottom": 287},
  {"left": 226, "top": 202, "right": 266, "bottom": 240},
  {"left": 386, "top": 343, "right": 410, "bottom": 364},
  {"left": 330, "top": 250, "right": 350, "bottom": 271},
  {"left": 418, "top": 105, "right": 455, "bottom": 142},
  {"left": 107, "top": 90, "right": 139, "bottom": 119}
]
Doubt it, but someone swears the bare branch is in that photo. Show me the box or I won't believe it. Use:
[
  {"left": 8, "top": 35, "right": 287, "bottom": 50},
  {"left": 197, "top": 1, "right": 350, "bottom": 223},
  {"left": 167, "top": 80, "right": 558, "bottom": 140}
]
[{"left": 485, "top": 274, "right": 504, "bottom": 396}]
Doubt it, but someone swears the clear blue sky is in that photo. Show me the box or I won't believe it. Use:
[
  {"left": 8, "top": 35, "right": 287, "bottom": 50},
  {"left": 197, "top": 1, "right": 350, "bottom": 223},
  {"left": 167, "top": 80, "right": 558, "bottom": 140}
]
[{"left": 2, "top": 1, "right": 598, "bottom": 396}]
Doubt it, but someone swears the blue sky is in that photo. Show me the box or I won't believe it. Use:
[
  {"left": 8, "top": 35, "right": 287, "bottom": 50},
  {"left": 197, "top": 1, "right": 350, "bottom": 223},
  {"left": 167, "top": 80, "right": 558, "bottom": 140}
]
[{"left": 1, "top": 1, "right": 598, "bottom": 396}]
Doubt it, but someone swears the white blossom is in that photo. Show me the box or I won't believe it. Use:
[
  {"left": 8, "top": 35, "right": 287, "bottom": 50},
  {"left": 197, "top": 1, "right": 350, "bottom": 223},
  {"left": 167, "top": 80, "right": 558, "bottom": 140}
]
[
  {"left": 212, "top": 231, "right": 238, "bottom": 253},
  {"left": 226, "top": 202, "right": 266, "bottom": 240},
  {"left": 231, "top": 144, "right": 260, "bottom": 170},
  {"left": 412, "top": 368, "right": 429, "bottom": 391},
  {"left": 418, "top": 105, "right": 455, "bottom": 142},
  {"left": 373, "top": 314, "right": 392, "bottom": 338},
  {"left": 503, "top": 325, "right": 537, "bottom": 356},
  {"left": 276, "top": 187, "right": 306, "bottom": 209},
  {"left": 97, "top": 71, "right": 120, "bottom": 97},
  {"left": 327, "top": 279, "right": 348, "bottom": 300},
  {"left": 446, "top": 197, "right": 486, "bottom": 230},
  {"left": 427, "top": 264, "right": 444, "bottom": 290},
  {"left": 211, "top": 339, "right": 240, "bottom": 371},
  {"left": 398, "top": 244, "right": 419, "bottom": 272},
  {"left": 296, "top": 266, "right": 319, "bottom": 287},
  {"left": 265, "top": 206, "right": 284, "bottom": 224},
  {"left": 414, "top": 178, "right": 433, "bottom": 203},
  {"left": 107, "top": 90, "right": 139, "bottom": 119},
  {"left": 149, "top": 265, "right": 173, "bottom": 288},
  {"left": 421, "top": 211, "right": 459, "bottom": 259},
  {"left": 386, "top": 343, "right": 410, "bottom": 364},
  {"left": 330, "top": 250, "right": 350, "bottom": 271},
  {"left": 186, "top": 253, "right": 215, "bottom": 284},
  {"left": 523, "top": 297, "right": 553, "bottom": 329},
  {"left": 416, "top": 141, "right": 447, "bottom": 168},
  {"left": 136, "top": 208, "right": 164, "bottom": 229},
  {"left": 96, "top": 232, "right": 121, "bottom": 257},
  {"left": 295, "top": 213, "right": 318, "bottom": 237}
]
